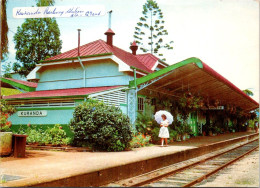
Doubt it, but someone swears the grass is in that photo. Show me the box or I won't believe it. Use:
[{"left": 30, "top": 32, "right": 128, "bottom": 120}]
[
  {"left": 0, "top": 176, "right": 7, "bottom": 184},
  {"left": 235, "top": 178, "right": 255, "bottom": 185}
]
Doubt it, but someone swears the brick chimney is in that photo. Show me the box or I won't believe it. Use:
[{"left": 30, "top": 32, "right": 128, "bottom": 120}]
[
  {"left": 104, "top": 28, "right": 115, "bottom": 46},
  {"left": 130, "top": 41, "right": 138, "bottom": 55}
]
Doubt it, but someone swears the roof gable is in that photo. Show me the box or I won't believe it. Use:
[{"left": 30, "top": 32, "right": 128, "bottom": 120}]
[
  {"left": 42, "top": 39, "right": 154, "bottom": 73},
  {"left": 136, "top": 54, "right": 159, "bottom": 70},
  {"left": 43, "top": 40, "right": 111, "bottom": 62}
]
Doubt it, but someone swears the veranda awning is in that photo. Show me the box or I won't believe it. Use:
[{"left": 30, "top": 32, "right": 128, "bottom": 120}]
[{"left": 130, "top": 57, "right": 258, "bottom": 112}]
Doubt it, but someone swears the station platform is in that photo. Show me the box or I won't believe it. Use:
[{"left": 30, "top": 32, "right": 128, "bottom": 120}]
[{"left": 0, "top": 132, "right": 258, "bottom": 187}]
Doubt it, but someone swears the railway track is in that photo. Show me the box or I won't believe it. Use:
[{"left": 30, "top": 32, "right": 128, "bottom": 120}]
[{"left": 104, "top": 138, "right": 259, "bottom": 187}]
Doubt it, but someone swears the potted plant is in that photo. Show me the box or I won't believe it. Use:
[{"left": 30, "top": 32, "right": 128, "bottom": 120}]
[
  {"left": 0, "top": 99, "right": 16, "bottom": 156},
  {"left": 174, "top": 126, "right": 182, "bottom": 141}
]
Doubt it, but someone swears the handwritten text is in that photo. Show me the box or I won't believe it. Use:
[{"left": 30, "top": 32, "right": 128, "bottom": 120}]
[{"left": 13, "top": 5, "right": 106, "bottom": 18}]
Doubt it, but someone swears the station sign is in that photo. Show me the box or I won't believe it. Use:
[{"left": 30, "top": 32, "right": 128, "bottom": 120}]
[
  {"left": 201, "top": 106, "right": 224, "bottom": 110},
  {"left": 18, "top": 110, "right": 47, "bottom": 117},
  {"left": 208, "top": 106, "right": 224, "bottom": 110}
]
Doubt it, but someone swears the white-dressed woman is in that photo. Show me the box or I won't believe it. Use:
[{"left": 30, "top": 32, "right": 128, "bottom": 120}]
[{"left": 158, "top": 114, "right": 169, "bottom": 147}]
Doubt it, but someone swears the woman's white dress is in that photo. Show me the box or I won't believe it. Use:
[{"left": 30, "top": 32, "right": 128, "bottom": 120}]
[{"left": 159, "top": 119, "right": 169, "bottom": 138}]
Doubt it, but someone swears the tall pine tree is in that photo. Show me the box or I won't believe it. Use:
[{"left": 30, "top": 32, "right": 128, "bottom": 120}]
[{"left": 133, "top": 0, "right": 173, "bottom": 61}]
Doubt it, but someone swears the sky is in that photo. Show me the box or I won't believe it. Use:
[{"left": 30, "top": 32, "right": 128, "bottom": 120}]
[{"left": 4, "top": 0, "right": 260, "bottom": 102}]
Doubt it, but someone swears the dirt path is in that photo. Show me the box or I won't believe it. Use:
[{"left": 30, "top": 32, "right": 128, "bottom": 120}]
[{"left": 197, "top": 149, "right": 259, "bottom": 187}]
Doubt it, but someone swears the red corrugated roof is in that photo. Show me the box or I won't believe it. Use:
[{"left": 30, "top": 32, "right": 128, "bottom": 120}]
[
  {"left": 136, "top": 53, "right": 159, "bottom": 70},
  {"left": 43, "top": 39, "right": 154, "bottom": 73},
  {"left": 3, "top": 86, "right": 122, "bottom": 100},
  {"left": 4, "top": 78, "right": 38, "bottom": 88},
  {"left": 44, "top": 40, "right": 110, "bottom": 61},
  {"left": 111, "top": 45, "right": 153, "bottom": 73},
  {"left": 201, "top": 62, "right": 259, "bottom": 107}
]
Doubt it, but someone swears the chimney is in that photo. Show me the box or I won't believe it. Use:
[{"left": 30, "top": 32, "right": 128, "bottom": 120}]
[
  {"left": 130, "top": 41, "right": 138, "bottom": 55},
  {"left": 105, "top": 28, "right": 115, "bottom": 46}
]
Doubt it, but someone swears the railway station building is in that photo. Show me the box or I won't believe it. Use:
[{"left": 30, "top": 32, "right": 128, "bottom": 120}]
[{"left": 3, "top": 28, "right": 259, "bottom": 135}]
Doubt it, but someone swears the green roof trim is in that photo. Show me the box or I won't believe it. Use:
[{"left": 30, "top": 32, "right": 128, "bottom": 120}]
[
  {"left": 16, "top": 107, "right": 75, "bottom": 111},
  {"left": 129, "top": 57, "right": 203, "bottom": 88},
  {"left": 0, "top": 78, "right": 36, "bottom": 92},
  {"left": 40, "top": 53, "right": 113, "bottom": 63}
]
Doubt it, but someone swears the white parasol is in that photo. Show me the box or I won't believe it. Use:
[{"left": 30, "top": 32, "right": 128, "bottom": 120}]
[{"left": 154, "top": 110, "right": 174, "bottom": 125}]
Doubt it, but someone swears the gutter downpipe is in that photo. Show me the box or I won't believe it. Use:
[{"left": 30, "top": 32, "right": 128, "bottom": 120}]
[
  {"left": 134, "top": 68, "right": 137, "bottom": 89},
  {"left": 77, "top": 56, "right": 86, "bottom": 87}
]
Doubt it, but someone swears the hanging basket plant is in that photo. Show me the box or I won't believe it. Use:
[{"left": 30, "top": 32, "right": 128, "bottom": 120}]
[
  {"left": 214, "top": 99, "right": 220, "bottom": 107},
  {"left": 179, "top": 92, "right": 204, "bottom": 110}
]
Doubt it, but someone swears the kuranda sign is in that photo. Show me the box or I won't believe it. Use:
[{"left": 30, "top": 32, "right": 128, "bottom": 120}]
[{"left": 18, "top": 110, "right": 47, "bottom": 117}]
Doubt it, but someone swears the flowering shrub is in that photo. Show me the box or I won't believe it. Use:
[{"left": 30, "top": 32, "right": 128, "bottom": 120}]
[
  {"left": 14, "top": 124, "right": 71, "bottom": 146},
  {"left": 0, "top": 99, "right": 16, "bottom": 132},
  {"left": 130, "top": 133, "right": 151, "bottom": 148}
]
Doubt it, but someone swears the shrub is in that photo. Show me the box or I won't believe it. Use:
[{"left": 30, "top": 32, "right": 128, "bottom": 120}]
[
  {"left": 45, "top": 124, "right": 70, "bottom": 146},
  {"left": 14, "top": 124, "right": 71, "bottom": 146},
  {"left": 69, "top": 99, "right": 133, "bottom": 151},
  {"left": 130, "top": 133, "right": 151, "bottom": 148},
  {"left": 169, "top": 128, "right": 178, "bottom": 141},
  {"left": 0, "top": 99, "right": 16, "bottom": 132},
  {"left": 182, "top": 122, "right": 193, "bottom": 135},
  {"left": 26, "top": 129, "right": 42, "bottom": 144},
  {"left": 135, "top": 113, "right": 153, "bottom": 135},
  {"left": 150, "top": 127, "right": 160, "bottom": 144}
]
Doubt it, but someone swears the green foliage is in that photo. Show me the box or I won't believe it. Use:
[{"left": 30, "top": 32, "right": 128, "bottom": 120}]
[
  {"left": 135, "top": 113, "right": 153, "bottom": 134},
  {"left": 182, "top": 122, "right": 193, "bottom": 135},
  {"left": 11, "top": 124, "right": 74, "bottom": 137},
  {"left": 36, "top": 0, "right": 55, "bottom": 6},
  {"left": 14, "top": 124, "right": 71, "bottom": 146},
  {"left": 248, "top": 119, "right": 256, "bottom": 128},
  {"left": 45, "top": 124, "right": 70, "bottom": 146},
  {"left": 69, "top": 99, "right": 133, "bottom": 151},
  {"left": 150, "top": 126, "right": 160, "bottom": 143},
  {"left": 133, "top": 0, "right": 173, "bottom": 61},
  {"left": 130, "top": 133, "right": 151, "bottom": 148},
  {"left": 0, "top": 99, "right": 16, "bottom": 132},
  {"left": 1, "top": 61, "right": 12, "bottom": 78},
  {"left": 178, "top": 92, "right": 203, "bottom": 121},
  {"left": 174, "top": 125, "right": 184, "bottom": 136},
  {"left": 13, "top": 17, "right": 62, "bottom": 76},
  {"left": 169, "top": 128, "right": 177, "bottom": 140},
  {"left": 242, "top": 89, "right": 254, "bottom": 96}
]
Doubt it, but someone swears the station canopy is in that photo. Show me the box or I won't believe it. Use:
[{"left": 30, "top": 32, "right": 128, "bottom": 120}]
[{"left": 130, "top": 57, "right": 259, "bottom": 112}]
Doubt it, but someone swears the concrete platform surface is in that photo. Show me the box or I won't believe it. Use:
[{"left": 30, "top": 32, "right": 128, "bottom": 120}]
[{"left": 0, "top": 132, "right": 258, "bottom": 187}]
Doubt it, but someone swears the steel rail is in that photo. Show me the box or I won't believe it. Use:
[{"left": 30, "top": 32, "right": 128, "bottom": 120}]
[
  {"left": 183, "top": 145, "right": 259, "bottom": 187},
  {"left": 129, "top": 138, "right": 259, "bottom": 187}
]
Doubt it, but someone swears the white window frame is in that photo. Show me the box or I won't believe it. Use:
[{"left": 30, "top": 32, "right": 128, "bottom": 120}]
[{"left": 138, "top": 97, "right": 144, "bottom": 111}]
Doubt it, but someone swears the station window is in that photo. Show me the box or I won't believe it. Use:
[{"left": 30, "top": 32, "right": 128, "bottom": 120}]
[{"left": 138, "top": 97, "right": 144, "bottom": 111}]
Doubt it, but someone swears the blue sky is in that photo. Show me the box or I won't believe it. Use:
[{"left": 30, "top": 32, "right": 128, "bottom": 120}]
[{"left": 4, "top": 0, "right": 259, "bottom": 102}]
